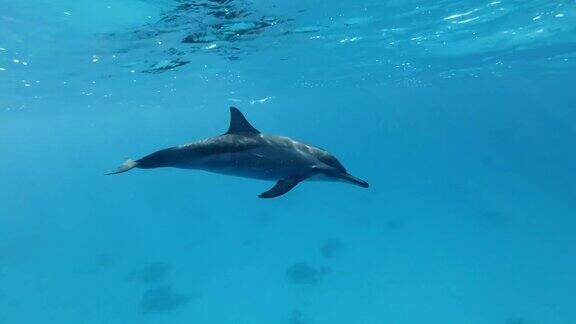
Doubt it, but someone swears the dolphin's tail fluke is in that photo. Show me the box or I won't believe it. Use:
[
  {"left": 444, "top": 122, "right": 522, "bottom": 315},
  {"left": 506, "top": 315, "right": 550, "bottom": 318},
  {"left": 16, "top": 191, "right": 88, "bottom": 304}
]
[{"left": 106, "top": 159, "right": 138, "bottom": 175}]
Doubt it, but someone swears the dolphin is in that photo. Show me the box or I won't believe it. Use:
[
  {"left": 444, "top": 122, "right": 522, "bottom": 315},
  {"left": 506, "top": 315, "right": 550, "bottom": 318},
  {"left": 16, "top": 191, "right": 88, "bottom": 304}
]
[{"left": 107, "top": 107, "right": 369, "bottom": 198}]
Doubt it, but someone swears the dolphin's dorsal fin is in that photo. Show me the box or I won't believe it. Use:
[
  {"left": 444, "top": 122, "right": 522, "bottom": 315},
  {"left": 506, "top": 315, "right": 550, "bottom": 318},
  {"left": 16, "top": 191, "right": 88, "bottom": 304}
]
[{"left": 226, "top": 107, "right": 260, "bottom": 135}]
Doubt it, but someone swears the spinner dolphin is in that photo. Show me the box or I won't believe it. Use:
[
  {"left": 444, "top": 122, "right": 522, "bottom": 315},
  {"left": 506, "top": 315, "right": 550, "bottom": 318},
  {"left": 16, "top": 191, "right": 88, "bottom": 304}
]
[{"left": 108, "top": 107, "right": 369, "bottom": 198}]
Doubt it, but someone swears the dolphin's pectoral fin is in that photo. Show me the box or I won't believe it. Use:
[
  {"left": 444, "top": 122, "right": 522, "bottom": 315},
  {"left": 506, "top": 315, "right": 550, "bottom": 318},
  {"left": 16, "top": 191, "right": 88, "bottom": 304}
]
[{"left": 258, "top": 178, "right": 301, "bottom": 199}]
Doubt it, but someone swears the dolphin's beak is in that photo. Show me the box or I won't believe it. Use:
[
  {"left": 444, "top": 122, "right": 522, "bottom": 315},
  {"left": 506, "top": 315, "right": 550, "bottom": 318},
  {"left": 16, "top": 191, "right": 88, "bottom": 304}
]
[{"left": 339, "top": 173, "right": 369, "bottom": 188}]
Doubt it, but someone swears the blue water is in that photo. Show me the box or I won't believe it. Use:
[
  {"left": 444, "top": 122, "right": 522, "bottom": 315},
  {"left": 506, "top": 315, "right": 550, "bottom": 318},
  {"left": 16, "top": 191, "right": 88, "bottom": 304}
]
[{"left": 1, "top": 1, "right": 576, "bottom": 323}]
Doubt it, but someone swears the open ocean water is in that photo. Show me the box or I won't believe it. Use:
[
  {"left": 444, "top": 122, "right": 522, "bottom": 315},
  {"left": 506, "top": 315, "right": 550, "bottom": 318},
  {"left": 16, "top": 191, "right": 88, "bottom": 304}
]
[{"left": 1, "top": 1, "right": 575, "bottom": 323}]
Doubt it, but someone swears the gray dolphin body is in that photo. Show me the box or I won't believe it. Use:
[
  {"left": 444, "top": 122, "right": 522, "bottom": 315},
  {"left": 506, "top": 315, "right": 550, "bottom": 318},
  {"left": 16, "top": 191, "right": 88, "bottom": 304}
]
[{"left": 108, "top": 107, "right": 368, "bottom": 198}]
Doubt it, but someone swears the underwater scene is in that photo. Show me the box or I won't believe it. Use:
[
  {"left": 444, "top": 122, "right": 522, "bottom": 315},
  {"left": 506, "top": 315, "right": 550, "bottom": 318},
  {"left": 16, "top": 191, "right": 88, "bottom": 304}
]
[{"left": 1, "top": 0, "right": 576, "bottom": 323}]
